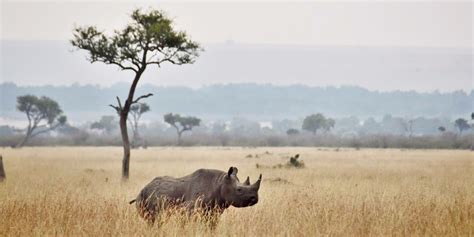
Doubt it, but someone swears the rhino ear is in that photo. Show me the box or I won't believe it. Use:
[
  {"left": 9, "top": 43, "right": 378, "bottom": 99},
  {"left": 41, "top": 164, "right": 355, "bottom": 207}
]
[
  {"left": 227, "top": 167, "right": 238, "bottom": 177},
  {"left": 243, "top": 176, "right": 250, "bottom": 185},
  {"left": 227, "top": 167, "right": 234, "bottom": 177}
]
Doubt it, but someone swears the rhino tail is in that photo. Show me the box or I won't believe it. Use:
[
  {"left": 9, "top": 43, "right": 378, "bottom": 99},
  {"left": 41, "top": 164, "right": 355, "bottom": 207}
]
[{"left": 129, "top": 199, "right": 136, "bottom": 204}]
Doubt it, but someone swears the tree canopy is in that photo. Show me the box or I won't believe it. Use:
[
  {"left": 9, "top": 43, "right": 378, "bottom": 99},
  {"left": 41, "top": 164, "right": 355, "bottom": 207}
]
[
  {"left": 129, "top": 103, "right": 150, "bottom": 147},
  {"left": 91, "top": 115, "right": 117, "bottom": 134},
  {"left": 164, "top": 113, "right": 201, "bottom": 145},
  {"left": 454, "top": 118, "right": 470, "bottom": 134},
  {"left": 16, "top": 95, "right": 67, "bottom": 147},
  {"left": 302, "top": 113, "right": 335, "bottom": 135},
  {"left": 71, "top": 9, "right": 201, "bottom": 75}
]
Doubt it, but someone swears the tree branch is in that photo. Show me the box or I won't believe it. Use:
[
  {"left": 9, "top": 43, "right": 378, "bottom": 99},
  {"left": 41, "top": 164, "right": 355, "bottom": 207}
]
[
  {"left": 116, "top": 96, "right": 123, "bottom": 109},
  {"left": 109, "top": 96, "right": 124, "bottom": 113},
  {"left": 25, "top": 108, "right": 32, "bottom": 131},
  {"left": 172, "top": 124, "right": 181, "bottom": 134},
  {"left": 30, "top": 123, "right": 61, "bottom": 138},
  {"left": 132, "top": 93, "right": 153, "bottom": 104},
  {"left": 109, "top": 104, "right": 120, "bottom": 112},
  {"left": 109, "top": 61, "right": 139, "bottom": 73},
  {"left": 147, "top": 49, "right": 180, "bottom": 66}
]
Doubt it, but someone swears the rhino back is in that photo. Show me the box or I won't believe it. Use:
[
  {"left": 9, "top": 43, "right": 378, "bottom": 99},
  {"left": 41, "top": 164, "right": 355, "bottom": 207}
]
[
  {"left": 135, "top": 169, "right": 227, "bottom": 214},
  {"left": 180, "top": 169, "right": 226, "bottom": 202}
]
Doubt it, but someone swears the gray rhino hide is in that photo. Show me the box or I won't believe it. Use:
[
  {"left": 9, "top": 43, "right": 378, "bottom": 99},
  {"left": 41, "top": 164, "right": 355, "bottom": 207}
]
[{"left": 131, "top": 167, "right": 261, "bottom": 223}]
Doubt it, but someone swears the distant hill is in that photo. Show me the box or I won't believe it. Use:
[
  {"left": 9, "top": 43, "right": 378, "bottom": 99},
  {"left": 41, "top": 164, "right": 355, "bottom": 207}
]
[
  {"left": 1, "top": 40, "right": 472, "bottom": 124},
  {"left": 1, "top": 82, "right": 472, "bottom": 124},
  {"left": 1, "top": 40, "right": 472, "bottom": 92}
]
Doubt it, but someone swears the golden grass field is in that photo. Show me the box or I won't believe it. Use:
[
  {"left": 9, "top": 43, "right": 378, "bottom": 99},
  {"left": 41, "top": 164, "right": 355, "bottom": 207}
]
[{"left": 0, "top": 147, "right": 472, "bottom": 236}]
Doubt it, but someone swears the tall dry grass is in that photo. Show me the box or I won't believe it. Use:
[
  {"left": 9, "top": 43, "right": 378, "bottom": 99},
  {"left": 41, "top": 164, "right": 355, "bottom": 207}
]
[{"left": 0, "top": 147, "right": 472, "bottom": 236}]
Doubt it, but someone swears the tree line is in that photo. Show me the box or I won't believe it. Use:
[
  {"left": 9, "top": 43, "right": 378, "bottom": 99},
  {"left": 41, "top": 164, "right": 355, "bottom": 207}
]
[{"left": 11, "top": 94, "right": 473, "bottom": 149}]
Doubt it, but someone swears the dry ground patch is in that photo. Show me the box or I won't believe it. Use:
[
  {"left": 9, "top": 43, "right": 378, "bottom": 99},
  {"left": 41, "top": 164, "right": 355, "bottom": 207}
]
[{"left": 0, "top": 147, "right": 472, "bottom": 236}]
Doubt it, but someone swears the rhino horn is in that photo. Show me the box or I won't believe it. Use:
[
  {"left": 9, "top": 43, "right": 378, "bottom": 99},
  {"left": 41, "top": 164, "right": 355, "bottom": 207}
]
[
  {"left": 252, "top": 174, "right": 262, "bottom": 190},
  {"left": 243, "top": 176, "right": 250, "bottom": 185}
]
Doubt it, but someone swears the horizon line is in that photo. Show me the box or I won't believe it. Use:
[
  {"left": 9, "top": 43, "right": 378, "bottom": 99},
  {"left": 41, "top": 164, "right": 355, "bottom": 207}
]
[{"left": 1, "top": 81, "right": 472, "bottom": 95}]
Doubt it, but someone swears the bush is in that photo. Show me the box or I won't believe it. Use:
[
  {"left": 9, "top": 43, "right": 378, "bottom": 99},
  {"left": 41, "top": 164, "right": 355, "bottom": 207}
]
[{"left": 1, "top": 130, "right": 472, "bottom": 150}]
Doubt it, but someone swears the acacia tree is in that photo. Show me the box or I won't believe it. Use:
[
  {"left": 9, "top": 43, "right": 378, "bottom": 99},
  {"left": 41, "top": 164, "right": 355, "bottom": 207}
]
[
  {"left": 401, "top": 119, "right": 415, "bottom": 137},
  {"left": 128, "top": 103, "right": 150, "bottom": 147},
  {"left": 16, "top": 95, "right": 67, "bottom": 147},
  {"left": 71, "top": 9, "right": 201, "bottom": 180},
  {"left": 90, "top": 115, "right": 117, "bottom": 134},
  {"left": 164, "top": 113, "right": 201, "bottom": 145},
  {"left": 286, "top": 128, "right": 299, "bottom": 136},
  {"left": 323, "top": 118, "right": 336, "bottom": 132},
  {"left": 454, "top": 118, "right": 470, "bottom": 134},
  {"left": 211, "top": 122, "right": 230, "bottom": 146},
  {"left": 302, "top": 113, "right": 335, "bottom": 135}
]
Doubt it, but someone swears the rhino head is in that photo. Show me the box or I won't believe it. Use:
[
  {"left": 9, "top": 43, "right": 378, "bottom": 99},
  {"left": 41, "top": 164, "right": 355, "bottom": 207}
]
[{"left": 220, "top": 167, "right": 262, "bottom": 208}]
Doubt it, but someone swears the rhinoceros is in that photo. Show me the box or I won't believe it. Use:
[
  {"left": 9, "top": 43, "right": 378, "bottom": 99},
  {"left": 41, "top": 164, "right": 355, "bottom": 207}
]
[{"left": 130, "top": 167, "right": 262, "bottom": 223}]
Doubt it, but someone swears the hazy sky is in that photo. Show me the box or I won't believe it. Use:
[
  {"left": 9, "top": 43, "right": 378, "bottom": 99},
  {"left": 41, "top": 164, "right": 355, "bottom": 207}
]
[
  {"left": 1, "top": 1, "right": 473, "bottom": 92},
  {"left": 2, "top": 1, "right": 472, "bottom": 47}
]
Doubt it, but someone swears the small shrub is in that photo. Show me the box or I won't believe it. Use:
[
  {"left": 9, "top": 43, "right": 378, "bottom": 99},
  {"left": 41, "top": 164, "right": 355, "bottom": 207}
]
[{"left": 286, "top": 154, "right": 305, "bottom": 168}]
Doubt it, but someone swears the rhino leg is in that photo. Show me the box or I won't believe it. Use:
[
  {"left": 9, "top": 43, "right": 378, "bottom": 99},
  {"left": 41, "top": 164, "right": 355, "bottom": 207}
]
[
  {"left": 137, "top": 199, "right": 159, "bottom": 225},
  {"left": 202, "top": 208, "right": 224, "bottom": 230},
  {"left": 185, "top": 203, "right": 224, "bottom": 229},
  {"left": 136, "top": 191, "right": 167, "bottom": 225}
]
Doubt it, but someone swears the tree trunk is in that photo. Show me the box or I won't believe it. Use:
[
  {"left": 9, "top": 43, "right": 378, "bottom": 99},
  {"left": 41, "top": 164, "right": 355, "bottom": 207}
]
[
  {"left": 120, "top": 112, "right": 131, "bottom": 180},
  {"left": 177, "top": 132, "right": 182, "bottom": 146},
  {"left": 16, "top": 129, "right": 32, "bottom": 148},
  {"left": 0, "top": 155, "right": 6, "bottom": 182},
  {"left": 132, "top": 122, "right": 140, "bottom": 148},
  {"left": 119, "top": 68, "right": 144, "bottom": 181}
]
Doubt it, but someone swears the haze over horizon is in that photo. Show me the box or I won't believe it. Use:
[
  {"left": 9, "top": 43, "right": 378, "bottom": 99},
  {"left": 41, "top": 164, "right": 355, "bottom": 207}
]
[{"left": 1, "top": 1, "right": 473, "bottom": 92}]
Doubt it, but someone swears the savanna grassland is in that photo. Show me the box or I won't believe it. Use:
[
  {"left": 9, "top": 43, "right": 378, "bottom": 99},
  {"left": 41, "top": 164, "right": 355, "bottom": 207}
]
[{"left": 0, "top": 147, "right": 472, "bottom": 236}]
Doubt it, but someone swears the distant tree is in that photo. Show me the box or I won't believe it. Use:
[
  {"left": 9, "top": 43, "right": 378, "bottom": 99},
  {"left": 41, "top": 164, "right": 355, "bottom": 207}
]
[
  {"left": 360, "top": 117, "right": 382, "bottom": 134},
  {"left": 472, "top": 112, "right": 474, "bottom": 120},
  {"left": 323, "top": 118, "right": 336, "bottom": 132},
  {"left": 16, "top": 95, "right": 67, "bottom": 147},
  {"left": 164, "top": 113, "right": 201, "bottom": 145},
  {"left": 454, "top": 118, "right": 470, "bottom": 134},
  {"left": 128, "top": 103, "right": 150, "bottom": 148},
  {"left": 401, "top": 119, "right": 415, "bottom": 137},
  {"left": 286, "top": 128, "right": 300, "bottom": 136},
  {"left": 302, "top": 113, "right": 335, "bottom": 135},
  {"left": 90, "top": 116, "right": 117, "bottom": 134},
  {"left": 211, "top": 122, "right": 227, "bottom": 134},
  {"left": 438, "top": 126, "right": 446, "bottom": 133},
  {"left": 381, "top": 114, "right": 407, "bottom": 135},
  {"left": 212, "top": 122, "right": 230, "bottom": 146},
  {"left": 71, "top": 9, "right": 201, "bottom": 180},
  {"left": 230, "top": 118, "right": 261, "bottom": 136},
  {"left": 272, "top": 119, "right": 299, "bottom": 134},
  {"left": 333, "top": 116, "right": 359, "bottom": 133}
]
